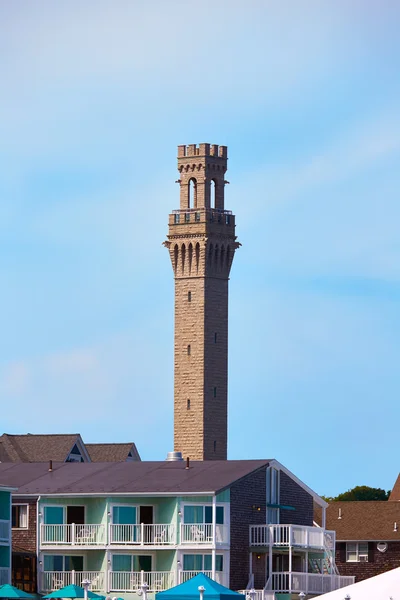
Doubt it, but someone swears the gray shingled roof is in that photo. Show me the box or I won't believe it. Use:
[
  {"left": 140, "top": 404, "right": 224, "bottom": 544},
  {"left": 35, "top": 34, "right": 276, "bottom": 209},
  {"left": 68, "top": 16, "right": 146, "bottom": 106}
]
[
  {"left": 0, "top": 434, "right": 82, "bottom": 462},
  {"left": 0, "top": 459, "right": 270, "bottom": 495},
  {"left": 86, "top": 443, "right": 140, "bottom": 462}
]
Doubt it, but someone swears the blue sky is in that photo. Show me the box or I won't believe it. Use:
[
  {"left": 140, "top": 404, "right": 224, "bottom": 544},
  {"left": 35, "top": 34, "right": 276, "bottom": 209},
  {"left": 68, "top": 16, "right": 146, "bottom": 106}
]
[{"left": 1, "top": 1, "right": 399, "bottom": 497}]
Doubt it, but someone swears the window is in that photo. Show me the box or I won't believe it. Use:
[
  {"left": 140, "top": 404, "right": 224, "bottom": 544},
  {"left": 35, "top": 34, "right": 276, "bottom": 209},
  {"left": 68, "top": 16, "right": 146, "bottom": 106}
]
[
  {"left": 183, "top": 505, "right": 224, "bottom": 524},
  {"left": 174, "top": 213, "right": 180, "bottom": 224},
  {"left": 346, "top": 543, "right": 369, "bottom": 562},
  {"left": 12, "top": 505, "right": 28, "bottom": 528},
  {"left": 187, "top": 344, "right": 191, "bottom": 356},
  {"left": 66, "top": 443, "right": 84, "bottom": 462},
  {"left": 213, "top": 387, "right": 217, "bottom": 398},
  {"left": 195, "top": 212, "right": 201, "bottom": 222},
  {"left": 188, "top": 291, "right": 192, "bottom": 302},
  {"left": 112, "top": 554, "right": 152, "bottom": 572},
  {"left": 185, "top": 213, "right": 190, "bottom": 223},
  {"left": 43, "top": 555, "right": 84, "bottom": 572},
  {"left": 225, "top": 214, "right": 230, "bottom": 225},
  {"left": 183, "top": 554, "right": 223, "bottom": 572},
  {"left": 187, "top": 399, "right": 191, "bottom": 410}
]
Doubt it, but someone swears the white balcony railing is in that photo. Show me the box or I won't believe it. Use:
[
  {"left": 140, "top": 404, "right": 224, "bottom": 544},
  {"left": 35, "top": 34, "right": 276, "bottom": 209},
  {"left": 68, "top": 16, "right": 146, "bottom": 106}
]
[
  {"left": 40, "top": 524, "right": 105, "bottom": 546},
  {"left": 250, "top": 525, "right": 335, "bottom": 550},
  {"left": 266, "top": 572, "right": 354, "bottom": 594},
  {"left": 238, "top": 591, "right": 275, "bottom": 600},
  {"left": 109, "top": 523, "right": 176, "bottom": 545},
  {"left": 180, "top": 571, "right": 228, "bottom": 587},
  {"left": 40, "top": 571, "right": 105, "bottom": 593},
  {"left": 110, "top": 571, "right": 175, "bottom": 592},
  {"left": 0, "top": 520, "right": 10, "bottom": 544},
  {"left": 0, "top": 567, "right": 10, "bottom": 585},
  {"left": 180, "top": 523, "right": 228, "bottom": 544}
]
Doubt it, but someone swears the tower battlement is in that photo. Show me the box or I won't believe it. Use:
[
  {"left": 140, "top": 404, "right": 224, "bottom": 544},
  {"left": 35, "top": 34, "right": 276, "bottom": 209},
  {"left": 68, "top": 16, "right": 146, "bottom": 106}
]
[
  {"left": 178, "top": 143, "right": 228, "bottom": 159},
  {"left": 165, "top": 143, "right": 239, "bottom": 462}
]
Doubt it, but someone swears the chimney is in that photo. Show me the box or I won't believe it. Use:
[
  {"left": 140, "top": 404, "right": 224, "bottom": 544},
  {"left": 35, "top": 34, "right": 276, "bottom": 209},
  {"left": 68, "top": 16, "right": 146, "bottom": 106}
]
[
  {"left": 48, "top": 460, "right": 53, "bottom": 472},
  {"left": 186, "top": 457, "right": 190, "bottom": 470}
]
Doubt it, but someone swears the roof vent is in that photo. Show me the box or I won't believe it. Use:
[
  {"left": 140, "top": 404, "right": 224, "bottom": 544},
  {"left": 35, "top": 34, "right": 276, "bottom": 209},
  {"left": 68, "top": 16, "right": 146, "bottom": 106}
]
[{"left": 166, "top": 451, "right": 184, "bottom": 462}]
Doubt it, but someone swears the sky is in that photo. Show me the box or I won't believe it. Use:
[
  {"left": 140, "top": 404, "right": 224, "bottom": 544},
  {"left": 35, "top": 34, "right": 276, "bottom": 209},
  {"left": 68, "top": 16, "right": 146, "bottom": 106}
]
[{"left": 1, "top": 1, "right": 399, "bottom": 498}]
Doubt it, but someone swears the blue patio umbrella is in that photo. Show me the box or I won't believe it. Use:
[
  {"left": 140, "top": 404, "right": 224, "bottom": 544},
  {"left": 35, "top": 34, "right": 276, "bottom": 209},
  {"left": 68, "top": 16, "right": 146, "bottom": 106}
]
[
  {"left": 156, "top": 573, "right": 245, "bottom": 600},
  {"left": 43, "top": 585, "right": 104, "bottom": 599},
  {"left": 0, "top": 585, "right": 35, "bottom": 599}
]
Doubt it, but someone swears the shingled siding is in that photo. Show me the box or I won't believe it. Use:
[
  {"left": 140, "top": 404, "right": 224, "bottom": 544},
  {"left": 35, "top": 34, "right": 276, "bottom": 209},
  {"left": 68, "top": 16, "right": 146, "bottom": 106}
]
[
  {"left": 279, "top": 471, "right": 314, "bottom": 526},
  {"left": 336, "top": 541, "right": 400, "bottom": 582},
  {"left": 230, "top": 468, "right": 267, "bottom": 591},
  {"left": 12, "top": 499, "right": 37, "bottom": 553}
]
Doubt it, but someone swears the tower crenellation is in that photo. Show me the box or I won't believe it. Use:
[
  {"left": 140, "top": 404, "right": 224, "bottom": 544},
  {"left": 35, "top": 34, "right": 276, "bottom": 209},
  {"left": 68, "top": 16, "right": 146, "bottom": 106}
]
[{"left": 164, "top": 143, "right": 239, "bottom": 461}]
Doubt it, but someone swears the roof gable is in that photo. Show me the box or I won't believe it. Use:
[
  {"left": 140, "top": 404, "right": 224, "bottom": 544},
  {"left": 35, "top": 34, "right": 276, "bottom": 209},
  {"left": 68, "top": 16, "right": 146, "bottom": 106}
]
[
  {"left": 86, "top": 443, "right": 140, "bottom": 462},
  {"left": 0, "top": 434, "right": 86, "bottom": 463}
]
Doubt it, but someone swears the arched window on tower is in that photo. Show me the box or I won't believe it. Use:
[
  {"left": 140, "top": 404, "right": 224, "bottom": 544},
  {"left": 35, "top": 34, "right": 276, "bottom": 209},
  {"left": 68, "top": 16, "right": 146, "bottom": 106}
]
[
  {"left": 220, "top": 245, "right": 225, "bottom": 271},
  {"left": 210, "top": 179, "right": 216, "bottom": 209},
  {"left": 174, "top": 244, "right": 179, "bottom": 273},
  {"left": 195, "top": 243, "right": 200, "bottom": 273},
  {"left": 181, "top": 243, "right": 186, "bottom": 274},
  {"left": 208, "top": 244, "right": 214, "bottom": 269},
  {"left": 188, "top": 243, "right": 193, "bottom": 274},
  {"left": 188, "top": 178, "right": 197, "bottom": 209}
]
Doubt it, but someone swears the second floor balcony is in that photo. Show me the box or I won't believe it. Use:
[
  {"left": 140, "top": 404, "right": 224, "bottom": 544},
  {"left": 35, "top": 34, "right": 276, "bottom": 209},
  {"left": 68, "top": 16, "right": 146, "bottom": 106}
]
[
  {"left": 40, "top": 524, "right": 106, "bottom": 546},
  {"left": 40, "top": 522, "right": 228, "bottom": 547},
  {"left": 250, "top": 524, "right": 335, "bottom": 550}
]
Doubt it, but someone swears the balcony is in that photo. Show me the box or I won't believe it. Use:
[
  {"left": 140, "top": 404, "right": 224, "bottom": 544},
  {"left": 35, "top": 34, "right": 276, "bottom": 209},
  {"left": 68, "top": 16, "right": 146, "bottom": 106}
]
[
  {"left": 180, "top": 571, "right": 228, "bottom": 587},
  {"left": 0, "top": 567, "right": 10, "bottom": 585},
  {"left": 110, "top": 571, "right": 175, "bottom": 592},
  {"left": 266, "top": 572, "right": 354, "bottom": 595},
  {"left": 250, "top": 525, "right": 335, "bottom": 550},
  {"left": 180, "top": 524, "right": 228, "bottom": 545},
  {"left": 0, "top": 520, "right": 10, "bottom": 545},
  {"left": 109, "top": 523, "right": 176, "bottom": 546},
  {"left": 40, "top": 524, "right": 106, "bottom": 547},
  {"left": 40, "top": 571, "right": 105, "bottom": 593}
]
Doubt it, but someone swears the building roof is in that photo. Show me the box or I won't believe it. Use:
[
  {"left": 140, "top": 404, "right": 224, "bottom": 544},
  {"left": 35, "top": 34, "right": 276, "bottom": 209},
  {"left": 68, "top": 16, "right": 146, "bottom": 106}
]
[
  {"left": 0, "top": 459, "right": 270, "bottom": 496},
  {"left": 389, "top": 473, "right": 400, "bottom": 500},
  {"left": 86, "top": 443, "right": 140, "bottom": 462},
  {"left": 319, "top": 501, "right": 400, "bottom": 541},
  {"left": 0, "top": 434, "right": 85, "bottom": 463}
]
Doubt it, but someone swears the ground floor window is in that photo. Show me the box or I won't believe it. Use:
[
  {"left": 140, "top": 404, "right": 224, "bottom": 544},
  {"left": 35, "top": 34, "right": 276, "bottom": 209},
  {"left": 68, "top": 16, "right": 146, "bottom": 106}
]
[
  {"left": 43, "top": 555, "right": 84, "bottom": 571},
  {"left": 112, "top": 555, "right": 152, "bottom": 572},
  {"left": 183, "top": 554, "right": 223, "bottom": 571},
  {"left": 346, "top": 543, "right": 369, "bottom": 562}
]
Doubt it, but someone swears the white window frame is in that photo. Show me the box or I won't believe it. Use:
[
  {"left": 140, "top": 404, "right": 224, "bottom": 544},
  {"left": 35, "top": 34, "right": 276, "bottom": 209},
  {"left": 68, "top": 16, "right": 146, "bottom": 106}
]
[
  {"left": 42, "top": 554, "right": 85, "bottom": 571},
  {"left": 12, "top": 504, "right": 29, "bottom": 529},
  {"left": 110, "top": 552, "right": 156, "bottom": 571},
  {"left": 182, "top": 552, "right": 224, "bottom": 572},
  {"left": 181, "top": 503, "right": 227, "bottom": 525},
  {"left": 42, "top": 504, "right": 86, "bottom": 525},
  {"left": 109, "top": 503, "right": 156, "bottom": 524},
  {"left": 346, "top": 542, "right": 369, "bottom": 562}
]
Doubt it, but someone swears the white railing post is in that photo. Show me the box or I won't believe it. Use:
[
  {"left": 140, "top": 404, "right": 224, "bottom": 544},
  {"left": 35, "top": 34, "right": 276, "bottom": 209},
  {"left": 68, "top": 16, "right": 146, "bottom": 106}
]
[
  {"left": 141, "top": 523, "right": 144, "bottom": 545},
  {"left": 71, "top": 523, "right": 75, "bottom": 545},
  {"left": 72, "top": 570, "right": 75, "bottom": 585}
]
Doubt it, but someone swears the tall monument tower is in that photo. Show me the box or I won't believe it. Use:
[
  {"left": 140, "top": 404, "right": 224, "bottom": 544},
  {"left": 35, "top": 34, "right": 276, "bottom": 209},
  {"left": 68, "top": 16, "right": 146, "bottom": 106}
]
[{"left": 164, "top": 143, "right": 239, "bottom": 460}]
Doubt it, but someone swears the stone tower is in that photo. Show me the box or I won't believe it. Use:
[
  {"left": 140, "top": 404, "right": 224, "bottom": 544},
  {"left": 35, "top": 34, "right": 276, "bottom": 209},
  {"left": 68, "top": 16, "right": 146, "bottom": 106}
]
[{"left": 164, "top": 143, "right": 239, "bottom": 460}]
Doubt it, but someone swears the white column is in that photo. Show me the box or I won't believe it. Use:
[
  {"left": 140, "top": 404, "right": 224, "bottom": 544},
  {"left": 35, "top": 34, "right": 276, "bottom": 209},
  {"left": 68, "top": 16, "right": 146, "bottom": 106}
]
[
  {"left": 322, "top": 506, "right": 326, "bottom": 529},
  {"left": 212, "top": 495, "right": 217, "bottom": 580},
  {"left": 288, "top": 543, "right": 292, "bottom": 594}
]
